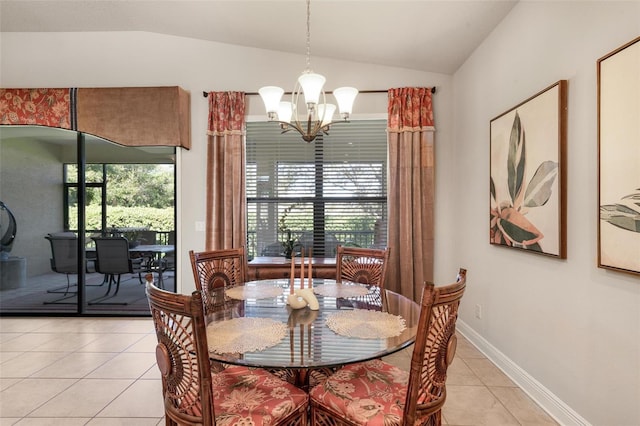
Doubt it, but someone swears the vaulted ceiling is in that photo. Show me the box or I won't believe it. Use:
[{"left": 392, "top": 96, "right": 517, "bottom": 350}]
[{"left": 0, "top": 0, "right": 517, "bottom": 74}]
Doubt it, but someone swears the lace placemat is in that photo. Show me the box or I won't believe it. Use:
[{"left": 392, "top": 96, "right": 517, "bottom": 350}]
[
  {"left": 313, "top": 283, "right": 370, "bottom": 298},
  {"left": 225, "top": 284, "right": 284, "bottom": 300},
  {"left": 325, "top": 309, "right": 407, "bottom": 339},
  {"left": 207, "top": 317, "right": 287, "bottom": 354}
]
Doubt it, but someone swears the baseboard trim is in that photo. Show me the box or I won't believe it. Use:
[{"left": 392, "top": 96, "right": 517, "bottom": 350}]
[{"left": 456, "top": 320, "right": 590, "bottom": 426}]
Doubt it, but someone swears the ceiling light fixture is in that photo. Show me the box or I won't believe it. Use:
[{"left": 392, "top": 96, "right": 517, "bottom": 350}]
[{"left": 258, "top": 0, "right": 358, "bottom": 143}]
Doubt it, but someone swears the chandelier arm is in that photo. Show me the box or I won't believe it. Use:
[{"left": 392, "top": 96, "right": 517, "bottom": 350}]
[
  {"left": 271, "top": 120, "right": 317, "bottom": 143},
  {"left": 268, "top": 119, "right": 333, "bottom": 143}
]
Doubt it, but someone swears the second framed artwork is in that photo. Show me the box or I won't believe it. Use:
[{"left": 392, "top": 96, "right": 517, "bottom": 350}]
[
  {"left": 598, "top": 36, "right": 640, "bottom": 276},
  {"left": 490, "top": 80, "right": 567, "bottom": 258}
]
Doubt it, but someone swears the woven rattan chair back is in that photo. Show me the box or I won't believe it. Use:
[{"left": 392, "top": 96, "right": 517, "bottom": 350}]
[
  {"left": 336, "top": 245, "right": 389, "bottom": 287},
  {"left": 335, "top": 245, "right": 389, "bottom": 308},
  {"left": 146, "top": 283, "right": 215, "bottom": 425},
  {"left": 404, "top": 268, "right": 467, "bottom": 425},
  {"left": 188, "top": 248, "right": 247, "bottom": 315}
]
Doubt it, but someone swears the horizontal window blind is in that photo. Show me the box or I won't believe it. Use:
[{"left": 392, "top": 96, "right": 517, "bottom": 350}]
[{"left": 246, "top": 120, "right": 387, "bottom": 259}]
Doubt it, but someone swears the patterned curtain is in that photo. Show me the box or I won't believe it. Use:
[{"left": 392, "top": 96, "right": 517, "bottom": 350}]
[
  {"left": 386, "top": 87, "right": 435, "bottom": 301},
  {"left": 205, "top": 91, "right": 246, "bottom": 250}
]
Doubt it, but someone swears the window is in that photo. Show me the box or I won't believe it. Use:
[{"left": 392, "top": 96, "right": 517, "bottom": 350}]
[
  {"left": 246, "top": 120, "right": 387, "bottom": 259},
  {"left": 64, "top": 163, "right": 175, "bottom": 245}
]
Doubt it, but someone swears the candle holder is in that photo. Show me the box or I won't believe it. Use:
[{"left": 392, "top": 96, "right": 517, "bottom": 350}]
[
  {"left": 295, "top": 288, "right": 319, "bottom": 310},
  {"left": 287, "top": 292, "right": 308, "bottom": 309},
  {"left": 286, "top": 248, "right": 318, "bottom": 310}
]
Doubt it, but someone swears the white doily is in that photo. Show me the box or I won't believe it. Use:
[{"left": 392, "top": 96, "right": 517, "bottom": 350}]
[
  {"left": 313, "top": 283, "right": 370, "bottom": 298},
  {"left": 225, "top": 284, "right": 284, "bottom": 300},
  {"left": 325, "top": 309, "right": 407, "bottom": 339},
  {"left": 207, "top": 317, "right": 287, "bottom": 354}
]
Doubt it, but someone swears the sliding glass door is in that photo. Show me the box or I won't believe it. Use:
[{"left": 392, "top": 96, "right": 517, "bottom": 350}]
[{"left": 0, "top": 126, "right": 176, "bottom": 316}]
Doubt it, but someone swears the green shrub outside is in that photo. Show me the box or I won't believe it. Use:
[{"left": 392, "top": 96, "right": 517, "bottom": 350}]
[{"left": 77, "top": 205, "right": 174, "bottom": 232}]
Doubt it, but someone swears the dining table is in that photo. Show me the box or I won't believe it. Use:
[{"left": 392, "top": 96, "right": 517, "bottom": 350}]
[{"left": 205, "top": 277, "right": 420, "bottom": 389}]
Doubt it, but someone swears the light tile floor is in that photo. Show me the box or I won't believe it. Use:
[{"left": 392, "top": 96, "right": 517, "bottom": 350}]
[{"left": 0, "top": 317, "right": 559, "bottom": 425}]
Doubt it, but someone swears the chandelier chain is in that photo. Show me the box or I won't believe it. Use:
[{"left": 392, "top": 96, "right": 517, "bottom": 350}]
[{"left": 305, "top": 0, "right": 311, "bottom": 72}]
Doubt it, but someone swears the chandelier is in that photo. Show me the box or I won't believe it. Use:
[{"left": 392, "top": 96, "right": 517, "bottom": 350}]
[{"left": 258, "top": 0, "right": 358, "bottom": 143}]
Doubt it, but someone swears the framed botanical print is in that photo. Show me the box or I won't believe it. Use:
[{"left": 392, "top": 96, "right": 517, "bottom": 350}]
[
  {"left": 598, "top": 36, "right": 640, "bottom": 276},
  {"left": 490, "top": 80, "right": 567, "bottom": 258}
]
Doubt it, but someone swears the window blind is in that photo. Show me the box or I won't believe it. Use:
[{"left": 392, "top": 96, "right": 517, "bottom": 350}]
[{"left": 246, "top": 119, "right": 387, "bottom": 259}]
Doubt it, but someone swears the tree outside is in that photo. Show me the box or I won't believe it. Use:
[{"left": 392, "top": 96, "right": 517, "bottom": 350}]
[{"left": 67, "top": 164, "right": 175, "bottom": 234}]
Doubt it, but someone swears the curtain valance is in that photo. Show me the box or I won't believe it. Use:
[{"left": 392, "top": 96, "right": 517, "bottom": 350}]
[
  {"left": 0, "top": 86, "right": 191, "bottom": 149},
  {"left": 387, "top": 87, "right": 435, "bottom": 133},
  {"left": 206, "top": 91, "right": 245, "bottom": 136}
]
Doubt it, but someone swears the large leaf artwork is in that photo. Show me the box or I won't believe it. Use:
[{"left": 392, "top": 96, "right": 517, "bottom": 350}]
[
  {"left": 597, "top": 36, "right": 639, "bottom": 274},
  {"left": 490, "top": 112, "right": 558, "bottom": 252},
  {"left": 600, "top": 189, "right": 640, "bottom": 233}
]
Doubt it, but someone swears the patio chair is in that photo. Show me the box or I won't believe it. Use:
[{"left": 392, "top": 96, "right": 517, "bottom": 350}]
[
  {"left": 136, "top": 230, "right": 157, "bottom": 245},
  {"left": 90, "top": 236, "right": 144, "bottom": 305},
  {"left": 310, "top": 268, "right": 468, "bottom": 426},
  {"left": 146, "top": 281, "right": 308, "bottom": 426},
  {"left": 128, "top": 230, "right": 157, "bottom": 272},
  {"left": 159, "top": 230, "right": 175, "bottom": 277},
  {"left": 44, "top": 233, "right": 98, "bottom": 304},
  {"left": 188, "top": 247, "right": 247, "bottom": 315}
]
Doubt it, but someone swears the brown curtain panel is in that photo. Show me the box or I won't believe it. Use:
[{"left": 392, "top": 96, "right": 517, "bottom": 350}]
[
  {"left": 387, "top": 87, "right": 435, "bottom": 301},
  {"left": 205, "top": 91, "right": 246, "bottom": 250}
]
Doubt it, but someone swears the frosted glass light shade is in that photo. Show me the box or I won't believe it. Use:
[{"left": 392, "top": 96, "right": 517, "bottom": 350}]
[
  {"left": 333, "top": 87, "right": 358, "bottom": 117},
  {"left": 317, "top": 103, "right": 336, "bottom": 126},
  {"left": 259, "top": 86, "right": 285, "bottom": 113},
  {"left": 298, "top": 72, "right": 326, "bottom": 105},
  {"left": 278, "top": 102, "right": 293, "bottom": 123}
]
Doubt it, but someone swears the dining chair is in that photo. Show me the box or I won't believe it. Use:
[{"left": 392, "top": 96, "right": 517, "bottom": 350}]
[
  {"left": 146, "top": 281, "right": 309, "bottom": 426},
  {"left": 188, "top": 247, "right": 248, "bottom": 315},
  {"left": 336, "top": 245, "right": 390, "bottom": 309},
  {"left": 90, "top": 236, "right": 144, "bottom": 305},
  {"left": 310, "top": 268, "right": 467, "bottom": 426}
]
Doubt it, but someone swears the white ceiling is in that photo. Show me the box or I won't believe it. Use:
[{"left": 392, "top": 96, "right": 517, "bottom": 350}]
[{"left": 0, "top": 0, "right": 517, "bottom": 74}]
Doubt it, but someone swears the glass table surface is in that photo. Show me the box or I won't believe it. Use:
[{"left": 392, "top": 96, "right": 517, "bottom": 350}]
[{"left": 206, "top": 278, "right": 420, "bottom": 371}]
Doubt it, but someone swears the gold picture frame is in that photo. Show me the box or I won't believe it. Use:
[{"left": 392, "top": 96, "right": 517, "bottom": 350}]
[
  {"left": 490, "top": 80, "right": 567, "bottom": 258},
  {"left": 597, "top": 36, "right": 640, "bottom": 276}
]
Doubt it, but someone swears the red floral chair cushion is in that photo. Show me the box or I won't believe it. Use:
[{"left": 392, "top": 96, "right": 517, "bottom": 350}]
[
  {"left": 310, "top": 359, "right": 409, "bottom": 426},
  {"left": 206, "top": 365, "right": 308, "bottom": 425}
]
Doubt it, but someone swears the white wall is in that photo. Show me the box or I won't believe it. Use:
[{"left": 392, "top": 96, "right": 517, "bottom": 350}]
[
  {"left": 0, "top": 140, "right": 64, "bottom": 275},
  {"left": 0, "top": 31, "right": 452, "bottom": 291},
  {"left": 451, "top": 2, "right": 640, "bottom": 425}
]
